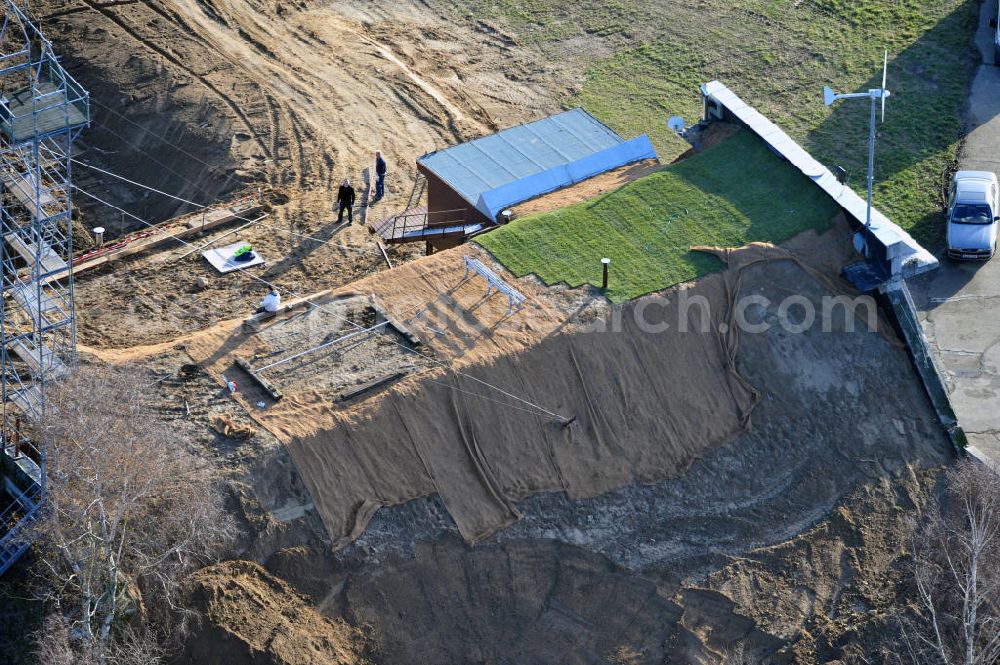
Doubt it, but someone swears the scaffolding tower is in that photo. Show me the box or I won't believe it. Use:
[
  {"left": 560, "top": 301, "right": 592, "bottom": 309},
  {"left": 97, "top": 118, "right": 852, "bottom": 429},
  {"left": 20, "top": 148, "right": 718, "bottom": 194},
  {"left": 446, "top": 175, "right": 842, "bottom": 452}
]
[{"left": 0, "top": 0, "right": 88, "bottom": 574}]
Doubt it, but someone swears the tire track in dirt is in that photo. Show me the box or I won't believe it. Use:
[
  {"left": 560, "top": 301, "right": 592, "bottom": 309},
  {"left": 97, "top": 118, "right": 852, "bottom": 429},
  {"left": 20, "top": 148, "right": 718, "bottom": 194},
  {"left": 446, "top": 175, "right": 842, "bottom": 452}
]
[
  {"left": 285, "top": 111, "right": 311, "bottom": 191},
  {"left": 141, "top": 0, "right": 357, "bottom": 193},
  {"left": 264, "top": 95, "right": 283, "bottom": 187},
  {"left": 348, "top": 27, "right": 474, "bottom": 131},
  {"left": 43, "top": 0, "right": 139, "bottom": 19},
  {"left": 79, "top": 0, "right": 273, "bottom": 161},
  {"left": 164, "top": 0, "right": 493, "bottom": 154}
]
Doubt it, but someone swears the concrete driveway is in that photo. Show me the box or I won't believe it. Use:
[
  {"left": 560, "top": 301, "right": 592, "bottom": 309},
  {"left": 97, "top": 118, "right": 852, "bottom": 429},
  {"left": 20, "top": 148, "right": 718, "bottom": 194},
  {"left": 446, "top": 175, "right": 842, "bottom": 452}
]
[{"left": 911, "top": 0, "right": 1000, "bottom": 464}]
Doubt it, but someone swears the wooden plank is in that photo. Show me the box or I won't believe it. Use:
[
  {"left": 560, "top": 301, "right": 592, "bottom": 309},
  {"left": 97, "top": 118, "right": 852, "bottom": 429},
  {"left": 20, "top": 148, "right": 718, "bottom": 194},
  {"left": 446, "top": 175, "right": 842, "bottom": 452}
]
[
  {"left": 4, "top": 232, "right": 68, "bottom": 274},
  {"left": 338, "top": 371, "right": 405, "bottom": 402},
  {"left": 234, "top": 357, "right": 283, "bottom": 401},
  {"left": 359, "top": 162, "right": 373, "bottom": 228},
  {"left": 376, "top": 239, "right": 393, "bottom": 269},
  {"left": 54, "top": 207, "right": 267, "bottom": 283},
  {"left": 242, "top": 291, "right": 322, "bottom": 332}
]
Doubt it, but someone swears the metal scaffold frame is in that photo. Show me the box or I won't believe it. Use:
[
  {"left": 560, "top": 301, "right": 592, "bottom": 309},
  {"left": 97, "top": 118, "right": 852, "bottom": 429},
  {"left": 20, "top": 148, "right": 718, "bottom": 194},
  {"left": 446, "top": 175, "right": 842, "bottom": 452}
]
[{"left": 0, "top": 0, "right": 88, "bottom": 575}]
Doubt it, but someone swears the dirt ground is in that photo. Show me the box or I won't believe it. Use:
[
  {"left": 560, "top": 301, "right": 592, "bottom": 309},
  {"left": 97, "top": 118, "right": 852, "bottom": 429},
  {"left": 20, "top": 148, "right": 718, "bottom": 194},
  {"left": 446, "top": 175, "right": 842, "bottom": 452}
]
[
  {"left": 72, "top": 226, "right": 954, "bottom": 664},
  {"left": 182, "top": 560, "right": 369, "bottom": 665},
  {"left": 33, "top": 0, "right": 571, "bottom": 353},
  {"left": 12, "top": 0, "right": 960, "bottom": 661}
]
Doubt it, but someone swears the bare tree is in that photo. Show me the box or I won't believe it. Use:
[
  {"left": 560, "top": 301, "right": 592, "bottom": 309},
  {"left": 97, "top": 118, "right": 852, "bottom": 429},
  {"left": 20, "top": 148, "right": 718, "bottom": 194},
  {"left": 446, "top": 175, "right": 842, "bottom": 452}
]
[
  {"left": 34, "top": 613, "right": 164, "bottom": 665},
  {"left": 29, "top": 366, "right": 235, "bottom": 661},
  {"left": 898, "top": 459, "right": 1000, "bottom": 665}
]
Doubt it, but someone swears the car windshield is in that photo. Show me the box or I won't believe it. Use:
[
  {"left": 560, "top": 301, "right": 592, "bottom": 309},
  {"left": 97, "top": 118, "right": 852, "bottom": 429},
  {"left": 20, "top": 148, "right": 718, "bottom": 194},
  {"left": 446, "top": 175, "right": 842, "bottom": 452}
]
[{"left": 952, "top": 203, "right": 994, "bottom": 224}]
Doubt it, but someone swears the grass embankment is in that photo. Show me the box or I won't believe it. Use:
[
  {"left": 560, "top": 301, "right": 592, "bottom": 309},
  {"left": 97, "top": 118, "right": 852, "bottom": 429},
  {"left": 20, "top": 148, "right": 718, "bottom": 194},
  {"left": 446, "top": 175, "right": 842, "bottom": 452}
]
[
  {"left": 456, "top": 0, "right": 978, "bottom": 247},
  {"left": 477, "top": 131, "right": 839, "bottom": 302}
]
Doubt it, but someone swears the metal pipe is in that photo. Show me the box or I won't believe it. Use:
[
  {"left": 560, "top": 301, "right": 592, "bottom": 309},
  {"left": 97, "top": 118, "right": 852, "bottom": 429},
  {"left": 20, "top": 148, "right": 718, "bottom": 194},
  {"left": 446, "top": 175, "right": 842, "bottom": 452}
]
[
  {"left": 601, "top": 257, "right": 610, "bottom": 289},
  {"left": 257, "top": 320, "right": 390, "bottom": 372},
  {"left": 865, "top": 92, "right": 876, "bottom": 259}
]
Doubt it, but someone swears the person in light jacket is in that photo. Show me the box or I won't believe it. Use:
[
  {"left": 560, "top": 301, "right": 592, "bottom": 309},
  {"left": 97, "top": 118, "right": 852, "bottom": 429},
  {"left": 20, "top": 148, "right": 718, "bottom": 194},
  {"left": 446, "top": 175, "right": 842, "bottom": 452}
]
[{"left": 255, "top": 288, "right": 281, "bottom": 314}]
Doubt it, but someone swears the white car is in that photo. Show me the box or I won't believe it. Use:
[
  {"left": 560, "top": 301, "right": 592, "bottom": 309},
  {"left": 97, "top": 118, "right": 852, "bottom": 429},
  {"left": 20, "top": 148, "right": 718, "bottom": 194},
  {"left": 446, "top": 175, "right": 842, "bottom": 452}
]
[{"left": 947, "top": 170, "right": 999, "bottom": 260}]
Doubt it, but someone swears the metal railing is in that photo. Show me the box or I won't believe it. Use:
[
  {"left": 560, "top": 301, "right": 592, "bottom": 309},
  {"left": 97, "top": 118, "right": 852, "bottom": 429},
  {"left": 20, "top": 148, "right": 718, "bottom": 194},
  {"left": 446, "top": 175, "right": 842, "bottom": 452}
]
[{"left": 372, "top": 207, "right": 470, "bottom": 242}]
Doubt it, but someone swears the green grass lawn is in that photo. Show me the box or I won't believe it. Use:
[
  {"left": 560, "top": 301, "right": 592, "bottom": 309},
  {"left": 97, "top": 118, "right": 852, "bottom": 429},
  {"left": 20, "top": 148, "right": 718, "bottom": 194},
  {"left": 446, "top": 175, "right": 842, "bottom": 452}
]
[
  {"left": 453, "top": 0, "right": 979, "bottom": 248},
  {"left": 476, "top": 131, "right": 840, "bottom": 301}
]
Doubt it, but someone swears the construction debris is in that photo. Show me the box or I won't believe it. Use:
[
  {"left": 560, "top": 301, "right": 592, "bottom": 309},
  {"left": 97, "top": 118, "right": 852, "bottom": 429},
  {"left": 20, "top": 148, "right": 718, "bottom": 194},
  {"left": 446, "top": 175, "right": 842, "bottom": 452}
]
[
  {"left": 209, "top": 414, "right": 255, "bottom": 439},
  {"left": 234, "top": 357, "right": 283, "bottom": 402},
  {"left": 202, "top": 240, "right": 266, "bottom": 273}
]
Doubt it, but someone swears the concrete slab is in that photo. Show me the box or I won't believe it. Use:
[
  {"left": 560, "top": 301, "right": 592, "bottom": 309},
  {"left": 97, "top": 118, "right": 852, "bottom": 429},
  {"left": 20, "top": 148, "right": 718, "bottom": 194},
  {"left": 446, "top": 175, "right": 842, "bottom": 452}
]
[
  {"left": 974, "top": 0, "right": 997, "bottom": 64},
  {"left": 909, "top": 0, "right": 1000, "bottom": 467},
  {"left": 203, "top": 240, "right": 265, "bottom": 273},
  {"left": 959, "top": 65, "right": 1000, "bottom": 173}
]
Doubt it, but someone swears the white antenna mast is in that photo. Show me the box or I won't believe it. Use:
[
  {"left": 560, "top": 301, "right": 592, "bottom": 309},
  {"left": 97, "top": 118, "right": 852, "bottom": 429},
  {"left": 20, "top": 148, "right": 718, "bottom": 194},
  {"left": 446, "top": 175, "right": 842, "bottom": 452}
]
[
  {"left": 822, "top": 50, "right": 891, "bottom": 259},
  {"left": 881, "top": 49, "right": 888, "bottom": 122}
]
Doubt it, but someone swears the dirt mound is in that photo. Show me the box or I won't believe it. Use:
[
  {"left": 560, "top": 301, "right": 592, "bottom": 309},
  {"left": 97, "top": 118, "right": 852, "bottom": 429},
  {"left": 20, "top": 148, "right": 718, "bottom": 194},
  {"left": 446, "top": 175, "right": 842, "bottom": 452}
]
[
  {"left": 40, "top": 0, "right": 569, "bottom": 351},
  {"left": 701, "top": 470, "right": 942, "bottom": 662},
  {"left": 182, "top": 560, "right": 368, "bottom": 665},
  {"left": 42, "top": 0, "right": 560, "bottom": 228},
  {"left": 336, "top": 538, "right": 690, "bottom": 664}
]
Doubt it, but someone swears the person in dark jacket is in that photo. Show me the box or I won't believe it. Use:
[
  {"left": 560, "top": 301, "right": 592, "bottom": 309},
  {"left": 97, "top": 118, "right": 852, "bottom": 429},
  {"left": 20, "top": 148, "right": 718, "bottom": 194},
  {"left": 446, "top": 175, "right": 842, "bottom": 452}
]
[
  {"left": 337, "top": 178, "right": 355, "bottom": 223},
  {"left": 374, "top": 151, "right": 387, "bottom": 200}
]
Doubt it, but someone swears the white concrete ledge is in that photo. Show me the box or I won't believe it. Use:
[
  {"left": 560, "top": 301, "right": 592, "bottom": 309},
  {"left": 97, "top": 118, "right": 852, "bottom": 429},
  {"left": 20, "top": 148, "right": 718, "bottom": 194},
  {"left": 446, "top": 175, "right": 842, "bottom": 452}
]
[{"left": 701, "top": 80, "right": 938, "bottom": 279}]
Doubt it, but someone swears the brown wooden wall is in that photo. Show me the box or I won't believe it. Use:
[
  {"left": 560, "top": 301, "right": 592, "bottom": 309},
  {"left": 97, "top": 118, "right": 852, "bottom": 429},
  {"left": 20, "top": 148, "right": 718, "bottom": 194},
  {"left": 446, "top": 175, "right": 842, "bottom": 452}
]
[{"left": 418, "top": 164, "right": 491, "bottom": 228}]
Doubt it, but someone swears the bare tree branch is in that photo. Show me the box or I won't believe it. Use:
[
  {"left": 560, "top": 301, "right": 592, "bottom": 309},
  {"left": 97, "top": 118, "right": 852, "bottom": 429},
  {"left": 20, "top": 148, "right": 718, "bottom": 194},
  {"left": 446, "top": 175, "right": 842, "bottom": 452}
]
[
  {"left": 29, "top": 366, "right": 236, "bottom": 662},
  {"left": 897, "top": 460, "right": 1000, "bottom": 665}
]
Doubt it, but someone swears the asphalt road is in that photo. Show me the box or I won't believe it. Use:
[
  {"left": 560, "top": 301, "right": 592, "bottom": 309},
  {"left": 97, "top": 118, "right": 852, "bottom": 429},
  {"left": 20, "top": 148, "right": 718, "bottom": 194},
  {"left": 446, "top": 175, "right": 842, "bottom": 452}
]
[{"left": 911, "top": 0, "right": 1000, "bottom": 465}]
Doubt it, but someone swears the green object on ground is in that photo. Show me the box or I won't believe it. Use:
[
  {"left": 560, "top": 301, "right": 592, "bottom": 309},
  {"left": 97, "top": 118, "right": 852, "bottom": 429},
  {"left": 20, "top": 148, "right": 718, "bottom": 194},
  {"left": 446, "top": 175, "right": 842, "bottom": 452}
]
[
  {"left": 476, "top": 131, "right": 839, "bottom": 302},
  {"left": 234, "top": 243, "right": 253, "bottom": 257}
]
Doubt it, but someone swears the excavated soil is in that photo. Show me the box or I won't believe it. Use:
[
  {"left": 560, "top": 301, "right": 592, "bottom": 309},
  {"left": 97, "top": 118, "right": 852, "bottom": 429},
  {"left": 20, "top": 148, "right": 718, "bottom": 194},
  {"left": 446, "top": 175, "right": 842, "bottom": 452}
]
[
  {"left": 78, "top": 224, "right": 955, "bottom": 663},
  {"left": 35, "top": 0, "right": 570, "bottom": 353},
  {"left": 182, "top": 560, "right": 369, "bottom": 665},
  {"left": 25, "top": 0, "right": 959, "bottom": 660}
]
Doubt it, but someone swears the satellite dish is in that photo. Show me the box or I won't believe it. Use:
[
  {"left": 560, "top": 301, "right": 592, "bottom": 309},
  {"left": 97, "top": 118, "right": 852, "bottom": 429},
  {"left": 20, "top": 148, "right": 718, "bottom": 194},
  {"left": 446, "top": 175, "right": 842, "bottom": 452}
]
[
  {"left": 667, "top": 116, "right": 686, "bottom": 134},
  {"left": 823, "top": 86, "right": 837, "bottom": 107}
]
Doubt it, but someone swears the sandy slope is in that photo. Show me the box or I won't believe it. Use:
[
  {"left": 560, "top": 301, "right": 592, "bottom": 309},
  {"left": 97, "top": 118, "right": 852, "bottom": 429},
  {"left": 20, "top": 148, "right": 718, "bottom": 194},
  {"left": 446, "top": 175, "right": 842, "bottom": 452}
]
[
  {"left": 44, "top": 0, "right": 559, "bottom": 213},
  {"left": 34, "top": 0, "right": 570, "bottom": 347}
]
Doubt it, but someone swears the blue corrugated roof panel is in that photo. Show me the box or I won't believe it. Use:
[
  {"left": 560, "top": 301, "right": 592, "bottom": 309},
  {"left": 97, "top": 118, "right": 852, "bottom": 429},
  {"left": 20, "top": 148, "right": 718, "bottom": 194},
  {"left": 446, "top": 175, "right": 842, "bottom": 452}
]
[{"left": 418, "top": 108, "right": 626, "bottom": 209}]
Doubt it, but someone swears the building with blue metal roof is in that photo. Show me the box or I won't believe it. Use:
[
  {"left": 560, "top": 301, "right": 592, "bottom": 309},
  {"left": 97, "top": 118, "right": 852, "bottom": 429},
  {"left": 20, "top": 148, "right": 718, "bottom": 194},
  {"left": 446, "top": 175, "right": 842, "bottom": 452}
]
[
  {"left": 419, "top": 108, "right": 657, "bottom": 223},
  {"left": 370, "top": 108, "right": 657, "bottom": 253}
]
